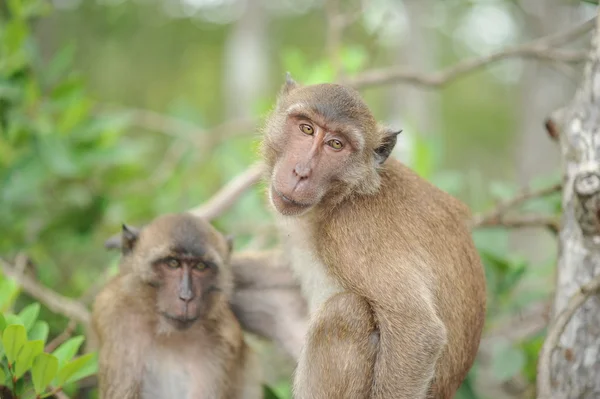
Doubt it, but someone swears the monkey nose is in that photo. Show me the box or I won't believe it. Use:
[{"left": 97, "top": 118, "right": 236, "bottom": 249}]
[{"left": 178, "top": 288, "right": 194, "bottom": 302}]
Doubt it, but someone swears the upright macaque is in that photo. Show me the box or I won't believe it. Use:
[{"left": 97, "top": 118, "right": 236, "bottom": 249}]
[
  {"left": 92, "top": 213, "right": 261, "bottom": 399},
  {"left": 260, "top": 76, "right": 487, "bottom": 398}
]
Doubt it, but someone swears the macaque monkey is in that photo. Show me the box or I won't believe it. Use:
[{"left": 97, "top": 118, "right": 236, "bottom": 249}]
[
  {"left": 261, "top": 76, "right": 487, "bottom": 399},
  {"left": 92, "top": 212, "right": 261, "bottom": 399},
  {"left": 104, "top": 234, "right": 309, "bottom": 361}
]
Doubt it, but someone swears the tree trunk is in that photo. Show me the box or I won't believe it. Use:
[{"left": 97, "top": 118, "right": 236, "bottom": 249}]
[{"left": 544, "top": 10, "right": 600, "bottom": 399}]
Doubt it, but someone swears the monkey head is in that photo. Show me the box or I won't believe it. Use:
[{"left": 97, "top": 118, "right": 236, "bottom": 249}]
[
  {"left": 262, "top": 74, "right": 401, "bottom": 217},
  {"left": 119, "top": 213, "right": 234, "bottom": 331}
]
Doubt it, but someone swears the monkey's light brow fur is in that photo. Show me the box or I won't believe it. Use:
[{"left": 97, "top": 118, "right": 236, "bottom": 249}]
[{"left": 261, "top": 79, "right": 487, "bottom": 399}]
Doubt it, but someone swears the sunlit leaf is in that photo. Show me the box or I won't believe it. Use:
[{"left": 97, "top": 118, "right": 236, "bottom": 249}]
[
  {"left": 0, "top": 313, "right": 6, "bottom": 333},
  {"left": 32, "top": 353, "right": 59, "bottom": 395},
  {"left": 55, "top": 353, "right": 95, "bottom": 387},
  {"left": 28, "top": 321, "right": 49, "bottom": 343},
  {"left": 14, "top": 339, "right": 44, "bottom": 378},
  {"left": 63, "top": 352, "right": 97, "bottom": 385},
  {"left": 51, "top": 336, "right": 85, "bottom": 368},
  {"left": 2, "top": 324, "right": 26, "bottom": 365},
  {"left": 2, "top": 20, "right": 28, "bottom": 56},
  {"left": 18, "top": 302, "right": 40, "bottom": 331},
  {"left": 0, "top": 367, "right": 6, "bottom": 384}
]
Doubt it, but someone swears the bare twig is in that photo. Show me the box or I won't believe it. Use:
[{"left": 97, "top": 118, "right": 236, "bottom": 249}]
[
  {"left": 189, "top": 162, "right": 265, "bottom": 220},
  {"left": 474, "top": 214, "right": 561, "bottom": 233},
  {"left": 105, "top": 162, "right": 266, "bottom": 250},
  {"left": 344, "top": 18, "right": 595, "bottom": 89},
  {"left": 45, "top": 320, "right": 78, "bottom": 353},
  {"left": 471, "top": 183, "right": 562, "bottom": 227},
  {"left": 537, "top": 274, "right": 600, "bottom": 399},
  {"left": 0, "top": 258, "right": 91, "bottom": 326}
]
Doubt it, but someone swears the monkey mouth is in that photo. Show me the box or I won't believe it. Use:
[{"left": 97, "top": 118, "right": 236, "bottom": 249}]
[
  {"left": 270, "top": 185, "right": 314, "bottom": 215},
  {"left": 162, "top": 312, "right": 199, "bottom": 330}
]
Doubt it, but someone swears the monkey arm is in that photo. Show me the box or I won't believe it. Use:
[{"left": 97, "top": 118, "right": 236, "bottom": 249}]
[
  {"left": 293, "top": 292, "right": 378, "bottom": 399},
  {"left": 230, "top": 250, "right": 308, "bottom": 361},
  {"left": 370, "top": 299, "right": 448, "bottom": 399}
]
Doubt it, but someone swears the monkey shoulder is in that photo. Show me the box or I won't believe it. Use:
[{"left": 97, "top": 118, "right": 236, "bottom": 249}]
[
  {"left": 381, "top": 158, "right": 471, "bottom": 220},
  {"left": 92, "top": 274, "right": 151, "bottom": 339}
]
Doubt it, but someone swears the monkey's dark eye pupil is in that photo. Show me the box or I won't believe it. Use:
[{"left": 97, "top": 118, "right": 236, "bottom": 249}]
[{"left": 168, "top": 259, "right": 179, "bottom": 268}]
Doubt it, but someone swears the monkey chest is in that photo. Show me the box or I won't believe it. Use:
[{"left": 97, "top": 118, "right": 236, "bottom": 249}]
[
  {"left": 141, "top": 348, "right": 219, "bottom": 399},
  {"left": 280, "top": 220, "right": 344, "bottom": 314}
]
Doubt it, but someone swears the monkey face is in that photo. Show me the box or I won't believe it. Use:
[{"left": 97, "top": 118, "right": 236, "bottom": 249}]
[
  {"left": 119, "top": 213, "right": 234, "bottom": 331},
  {"left": 153, "top": 255, "right": 220, "bottom": 330},
  {"left": 263, "top": 82, "right": 401, "bottom": 217}
]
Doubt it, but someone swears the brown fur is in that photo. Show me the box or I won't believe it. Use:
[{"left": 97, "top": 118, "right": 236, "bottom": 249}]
[
  {"left": 92, "top": 213, "right": 261, "bottom": 399},
  {"left": 261, "top": 79, "right": 487, "bottom": 399},
  {"left": 229, "top": 250, "right": 308, "bottom": 360}
]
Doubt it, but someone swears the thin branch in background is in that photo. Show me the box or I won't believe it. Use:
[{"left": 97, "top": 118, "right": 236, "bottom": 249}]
[
  {"left": 471, "top": 183, "right": 562, "bottom": 227},
  {"left": 0, "top": 258, "right": 91, "bottom": 326},
  {"left": 473, "top": 214, "right": 561, "bottom": 233},
  {"left": 344, "top": 18, "right": 595, "bottom": 89},
  {"left": 536, "top": 274, "right": 600, "bottom": 399},
  {"left": 189, "top": 162, "right": 265, "bottom": 220},
  {"left": 45, "top": 320, "right": 77, "bottom": 352}
]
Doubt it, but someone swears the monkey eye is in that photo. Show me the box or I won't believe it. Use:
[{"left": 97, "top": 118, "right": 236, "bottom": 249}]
[
  {"left": 194, "top": 262, "right": 208, "bottom": 271},
  {"left": 327, "top": 139, "right": 344, "bottom": 150},
  {"left": 166, "top": 258, "right": 180, "bottom": 268},
  {"left": 299, "top": 124, "right": 314, "bottom": 135}
]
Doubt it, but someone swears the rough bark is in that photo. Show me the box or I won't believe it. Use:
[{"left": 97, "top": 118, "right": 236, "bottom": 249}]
[{"left": 544, "top": 9, "right": 600, "bottom": 399}]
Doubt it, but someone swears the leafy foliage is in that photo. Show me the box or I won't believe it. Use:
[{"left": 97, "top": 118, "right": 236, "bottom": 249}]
[{"left": 0, "top": 276, "right": 96, "bottom": 399}]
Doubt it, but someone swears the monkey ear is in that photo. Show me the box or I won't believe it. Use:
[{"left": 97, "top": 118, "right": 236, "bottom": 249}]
[
  {"left": 281, "top": 72, "right": 298, "bottom": 95},
  {"left": 374, "top": 128, "right": 402, "bottom": 165},
  {"left": 121, "top": 224, "right": 140, "bottom": 255}
]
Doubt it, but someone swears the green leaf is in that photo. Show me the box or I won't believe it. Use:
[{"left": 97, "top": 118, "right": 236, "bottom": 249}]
[
  {"left": 0, "top": 366, "right": 6, "bottom": 384},
  {"left": 32, "top": 353, "right": 59, "bottom": 395},
  {"left": 2, "top": 324, "right": 26, "bottom": 365},
  {"left": 18, "top": 302, "right": 40, "bottom": 331},
  {"left": 7, "top": 0, "right": 23, "bottom": 18},
  {"left": 4, "top": 313, "right": 24, "bottom": 327},
  {"left": 55, "top": 353, "right": 95, "bottom": 387},
  {"left": 0, "top": 277, "right": 21, "bottom": 312},
  {"left": 28, "top": 321, "right": 49, "bottom": 343},
  {"left": 51, "top": 336, "right": 84, "bottom": 368},
  {"left": 14, "top": 339, "right": 44, "bottom": 378},
  {"left": 263, "top": 385, "right": 282, "bottom": 399},
  {"left": 63, "top": 352, "right": 97, "bottom": 385},
  {"left": 0, "top": 313, "right": 6, "bottom": 333},
  {"left": 2, "top": 20, "right": 28, "bottom": 56}
]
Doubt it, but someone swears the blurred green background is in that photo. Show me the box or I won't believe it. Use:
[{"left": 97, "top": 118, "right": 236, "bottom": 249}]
[{"left": 1, "top": 0, "right": 596, "bottom": 397}]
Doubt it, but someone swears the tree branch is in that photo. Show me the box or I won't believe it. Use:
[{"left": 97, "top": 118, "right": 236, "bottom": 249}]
[
  {"left": 344, "top": 18, "right": 595, "bottom": 89},
  {"left": 471, "top": 183, "right": 562, "bottom": 228},
  {"left": 0, "top": 258, "right": 91, "bottom": 326},
  {"left": 189, "top": 162, "right": 265, "bottom": 219},
  {"left": 474, "top": 214, "right": 560, "bottom": 233},
  {"left": 536, "top": 274, "right": 600, "bottom": 399},
  {"left": 105, "top": 162, "right": 265, "bottom": 250}
]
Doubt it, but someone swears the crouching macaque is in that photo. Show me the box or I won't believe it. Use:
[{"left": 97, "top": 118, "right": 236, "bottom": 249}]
[
  {"left": 261, "top": 76, "right": 487, "bottom": 398},
  {"left": 92, "top": 212, "right": 261, "bottom": 399}
]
